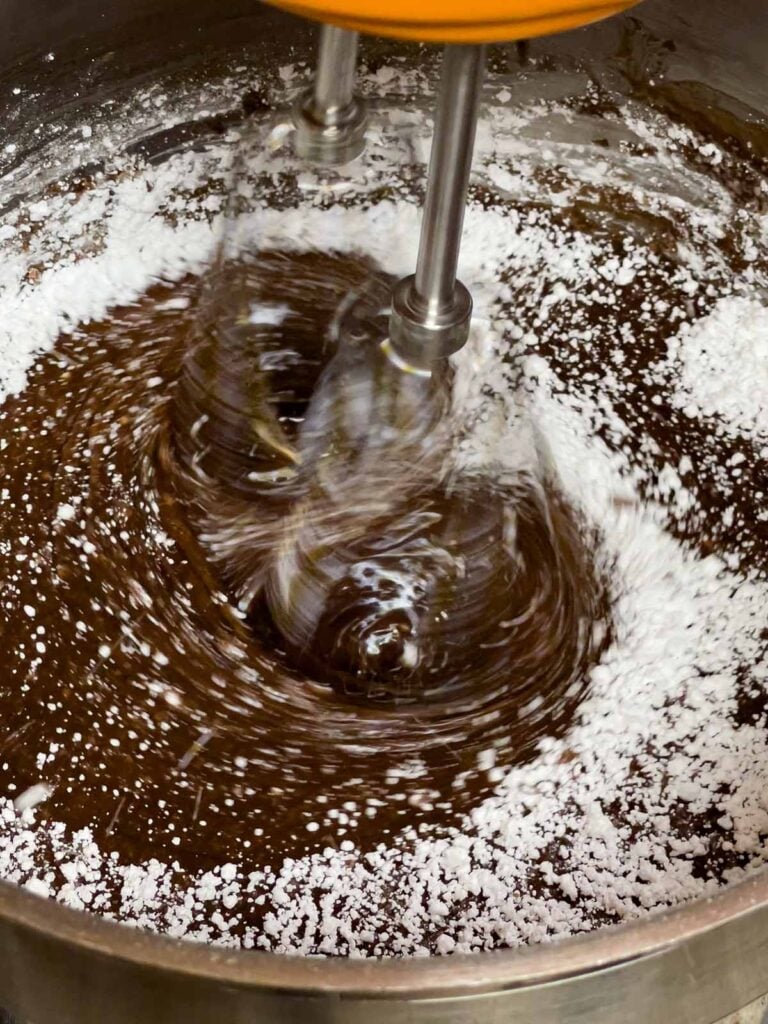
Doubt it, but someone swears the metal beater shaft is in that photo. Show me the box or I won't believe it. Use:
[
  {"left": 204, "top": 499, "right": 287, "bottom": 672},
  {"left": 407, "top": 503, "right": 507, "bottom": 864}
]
[
  {"left": 390, "top": 44, "right": 486, "bottom": 367},
  {"left": 293, "top": 25, "right": 366, "bottom": 164}
]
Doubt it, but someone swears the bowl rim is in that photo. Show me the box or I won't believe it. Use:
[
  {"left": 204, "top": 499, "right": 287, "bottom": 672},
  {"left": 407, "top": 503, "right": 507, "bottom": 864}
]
[{"left": 1, "top": 863, "right": 767, "bottom": 996}]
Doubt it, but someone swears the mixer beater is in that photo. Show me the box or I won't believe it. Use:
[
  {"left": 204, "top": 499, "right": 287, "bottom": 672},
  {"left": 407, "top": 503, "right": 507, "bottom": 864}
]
[
  {"left": 293, "top": 26, "right": 367, "bottom": 166},
  {"left": 174, "top": 0, "right": 643, "bottom": 695},
  {"left": 294, "top": 27, "right": 485, "bottom": 367}
]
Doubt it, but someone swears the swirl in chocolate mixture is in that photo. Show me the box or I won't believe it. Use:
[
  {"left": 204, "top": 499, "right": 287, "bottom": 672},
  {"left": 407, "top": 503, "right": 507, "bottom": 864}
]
[
  {"left": 175, "top": 255, "right": 607, "bottom": 706},
  {"left": 0, "top": 73, "right": 767, "bottom": 955},
  {"left": 0, "top": 249, "right": 608, "bottom": 882}
]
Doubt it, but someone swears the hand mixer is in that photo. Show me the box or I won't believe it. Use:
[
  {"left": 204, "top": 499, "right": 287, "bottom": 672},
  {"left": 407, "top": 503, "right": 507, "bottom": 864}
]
[{"left": 286, "top": 0, "right": 641, "bottom": 370}]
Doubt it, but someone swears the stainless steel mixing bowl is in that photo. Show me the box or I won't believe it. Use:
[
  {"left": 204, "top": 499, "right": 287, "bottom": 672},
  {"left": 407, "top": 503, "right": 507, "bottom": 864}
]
[{"left": 1, "top": 1, "right": 768, "bottom": 1021}]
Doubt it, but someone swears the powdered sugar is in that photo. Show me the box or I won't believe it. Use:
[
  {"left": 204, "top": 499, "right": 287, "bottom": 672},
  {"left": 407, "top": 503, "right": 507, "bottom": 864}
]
[{"left": 665, "top": 297, "right": 768, "bottom": 438}]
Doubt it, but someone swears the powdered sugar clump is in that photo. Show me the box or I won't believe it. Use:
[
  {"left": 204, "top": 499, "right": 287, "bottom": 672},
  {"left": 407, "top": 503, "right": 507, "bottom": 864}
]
[{"left": 666, "top": 297, "right": 768, "bottom": 438}]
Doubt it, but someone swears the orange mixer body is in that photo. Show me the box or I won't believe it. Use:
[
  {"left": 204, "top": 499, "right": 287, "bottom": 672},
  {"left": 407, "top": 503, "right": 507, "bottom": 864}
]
[{"left": 267, "top": 0, "right": 641, "bottom": 42}]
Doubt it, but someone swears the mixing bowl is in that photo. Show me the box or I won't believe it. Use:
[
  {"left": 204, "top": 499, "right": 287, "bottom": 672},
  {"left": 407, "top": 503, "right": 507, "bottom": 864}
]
[{"left": 1, "top": 1, "right": 767, "bottom": 1021}]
